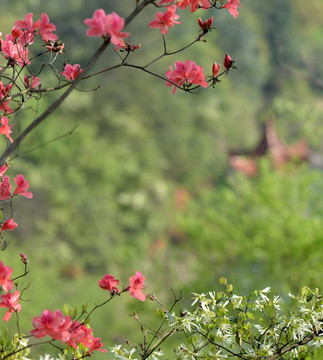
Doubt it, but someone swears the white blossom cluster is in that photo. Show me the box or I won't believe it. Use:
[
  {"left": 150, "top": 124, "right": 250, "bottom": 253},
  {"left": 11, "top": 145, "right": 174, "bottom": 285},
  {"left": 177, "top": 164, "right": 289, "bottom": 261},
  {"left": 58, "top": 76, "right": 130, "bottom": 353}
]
[{"left": 111, "top": 282, "right": 322, "bottom": 360}]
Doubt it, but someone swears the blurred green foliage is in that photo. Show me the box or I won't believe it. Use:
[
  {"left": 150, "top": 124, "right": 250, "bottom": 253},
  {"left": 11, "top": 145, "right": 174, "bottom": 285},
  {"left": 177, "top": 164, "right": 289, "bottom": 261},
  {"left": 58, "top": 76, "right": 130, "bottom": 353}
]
[{"left": 1, "top": 0, "right": 323, "bottom": 358}]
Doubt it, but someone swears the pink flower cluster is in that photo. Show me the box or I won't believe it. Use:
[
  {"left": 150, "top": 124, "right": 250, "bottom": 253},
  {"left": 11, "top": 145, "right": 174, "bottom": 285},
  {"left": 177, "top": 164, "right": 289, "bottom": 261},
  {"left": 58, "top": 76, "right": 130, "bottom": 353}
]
[
  {"left": 165, "top": 60, "right": 208, "bottom": 94},
  {"left": 159, "top": 0, "right": 210, "bottom": 13},
  {"left": 29, "top": 271, "right": 147, "bottom": 354},
  {"left": 84, "top": 10, "right": 129, "bottom": 45},
  {"left": 0, "top": 13, "right": 57, "bottom": 67},
  {"left": 0, "top": 81, "right": 13, "bottom": 114},
  {"left": 99, "top": 271, "right": 146, "bottom": 302},
  {"left": 0, "top": 260, "right": 21, "bottom": 321},
  {"left": 0, "top": 116, "right": 13, "bottom": 143},
  {"left": 31, "top": 310, "right": 107, "bottom": 355},
  {"left": 0, "top": 173, "right": 33, "bottom": 200},
  {"left": 158, "top": 0, "right": 240, "bottom": 17}
]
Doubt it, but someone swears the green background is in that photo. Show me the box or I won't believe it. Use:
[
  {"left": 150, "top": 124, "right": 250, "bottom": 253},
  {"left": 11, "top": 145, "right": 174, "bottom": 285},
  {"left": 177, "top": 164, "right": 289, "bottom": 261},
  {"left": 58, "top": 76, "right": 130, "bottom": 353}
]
[{"left": 1, "top": 0, "right": 323, "bottom": 358}]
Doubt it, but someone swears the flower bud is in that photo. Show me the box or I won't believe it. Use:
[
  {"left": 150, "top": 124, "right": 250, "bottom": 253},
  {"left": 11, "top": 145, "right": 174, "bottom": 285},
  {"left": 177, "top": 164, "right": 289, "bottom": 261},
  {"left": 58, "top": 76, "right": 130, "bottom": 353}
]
[
  {"left": 20, "top": 252, "right": 28, "bottom": 264},
  {"left": 212, "top": 62, "right": 221, "bottom": 77},
  {"left": 198, "top": 17, "right": 213, "bottom": 32},
  {"left": 224, "top": 53, "right": 234, "bottom": 69}
]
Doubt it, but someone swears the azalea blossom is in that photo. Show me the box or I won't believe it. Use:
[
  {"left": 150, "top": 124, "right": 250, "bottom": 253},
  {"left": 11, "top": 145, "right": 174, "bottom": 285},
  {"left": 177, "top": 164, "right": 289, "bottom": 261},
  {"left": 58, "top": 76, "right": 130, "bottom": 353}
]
[
  {"left": 128, "top": 271, "right": 146, "bottom": 302},
  {"left": 86, "top": 337, "right": 107, "bottom": 354},
  {"left": 99, "top": 274, "right": 119, "bottom": 293},
  {"left": 13, "top": 174, "right": 33, "bottom": 198},
  {"left": 14, "top": 13, "right": 38, "bottom": 33},
  {"left": 222, "top": 0, "right": 240, "bottom": 18},
  {"left": 24, "top": 75, "right": 41, "bottom": 89},
  {"left": 0, "top": 117, "right": 13, "bottom": 143},
  {"left": 61, "top": 64, "right": 83, "bottom": 81},
  {"left": 149, "top": 5, "right": 181, "bottom": 35},
  {"left": 0, "top": 164, "right": 8, "bottom": 177},
  {"left": 14, "top": 13, "right": 39, "bottom": 45},
  {"left": 67, "top": 322, "right": 93, "bottom": 348},
  {"left": 176, "top": 0, "right": 210, "bottom": 13},
  {"left": 84, "top": 10, "right": 130, "bottom": 45},
  {"left": 31, "top": 309, "right": 73, "bottom": 342},
  {"left": 0, "top": 82, "right": 13, "bottom": 114},
  {"left": 11, "top": 27, "right": 24, "bottom": 41},
  {"left": 1, "top": 36, "right": 30, "bottom": 66},
  {"left": 0, "top": 290, "right": 22, "bottom": 321},
  {"left": 67, "top": 322, "right": 107, "bottom": 353},
  {"left": 37, "top": 13, "right": 57, "bottom": 42},
  {"left": 105, "top": 12, "right": 130, "bottom": 45},
  {"left": 0, "top": 218, "right": 18, "bottom": 232},
  {"left": 158, "top": 0, "right": 177, "bottom": 4},
  {"left": 0, "top": 260, "right": 13, "bottom": 293},
  {"left": 31, "top": 311, "right": 106, "bottom": 353},
  {"left": 0, "top": 175, "right": 12, "bottom": 200},
  {"left": 0, "top": 81, "right": 12, "bottom": 99},
  {"left": 165, "top": 59, "right": 208, "bottom": 94}
]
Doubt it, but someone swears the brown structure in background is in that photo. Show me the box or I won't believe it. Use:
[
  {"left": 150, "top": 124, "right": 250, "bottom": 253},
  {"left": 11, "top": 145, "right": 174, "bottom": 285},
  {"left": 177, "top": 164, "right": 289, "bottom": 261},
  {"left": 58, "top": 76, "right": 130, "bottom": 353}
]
[{"left": 229, "top": 118, "right": 309, "bottom": 176}]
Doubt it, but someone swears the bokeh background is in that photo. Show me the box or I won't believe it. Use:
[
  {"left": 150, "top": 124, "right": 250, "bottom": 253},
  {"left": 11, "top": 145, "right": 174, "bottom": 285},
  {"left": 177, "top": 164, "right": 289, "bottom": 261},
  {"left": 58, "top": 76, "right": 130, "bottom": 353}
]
[{"left": 1, "top": 0, "right": 323, "bottom": 358}]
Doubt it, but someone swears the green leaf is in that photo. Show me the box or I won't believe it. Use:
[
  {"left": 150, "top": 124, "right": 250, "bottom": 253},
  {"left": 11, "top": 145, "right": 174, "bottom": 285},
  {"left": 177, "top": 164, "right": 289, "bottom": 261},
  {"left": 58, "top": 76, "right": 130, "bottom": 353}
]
[
  {"left": 71, "top": 306, "right": 78, "bottom": 320},
  {"left": 81, "top": 303, "right": 88, "bottom": 313},
  {"left": 156, "top": 308, "right": 165, "bottom": 320},
  {"left": 63, "top": 303, "right": 73, "bottom": 316}
]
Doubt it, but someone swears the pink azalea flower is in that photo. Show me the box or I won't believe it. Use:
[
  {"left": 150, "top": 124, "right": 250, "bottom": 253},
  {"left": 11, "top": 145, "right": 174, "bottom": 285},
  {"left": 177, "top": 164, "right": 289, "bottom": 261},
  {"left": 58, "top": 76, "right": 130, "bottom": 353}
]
[
  {"left": 158, "top": 0, "right": 177, "bottom": 4},
  {"left": 0, "top": 164, "right": 8, "bottom": 177},
  {"left": 14, "top": 13, "right": 39, "bottom": 45},
  {"left": 222, "top": 0, "right": 240, "bottom": 18},
  {"left": 176, "top": 0, "right": 210, "bottom": 12},
  {"left": 212, "top": 62, "right": 221, "bottom": 77},
  {"left": 0, "top": 101, "right": 12, "bottom": 114},
  {"left": 0, "top": 81, "right": 12, "bottom": 99},
  {"left": 128, "top": 271, "right": 146, "bottom": 302},
  {"left": 1, "top": 218, "right": 18, "bottom": 233},
  {"left": 0, "top": 290, "right": 22, "bottom": 321},
  {"left": 1, "top": 36, "right": 30, "bottom": 66},
  {"left": 61, "top": 64, "right": 83, "bottom": 81},
  {"left": 14, "top": 13, "right": 38, "bottom": 34},
  {"left": 13, "top": 174, "right": 33, "bottom": 198},
  {"left": 0, "top": 260, "right": 13, "bottom": 293},
  {"left": 149, "top": 5, "right": 181, "bottom": 35},
  {"left": 38, "top": 14, "right": 57, "bottom": 42},
  {"left": 105, "top": 12, "right": 130, "bottom": 45},
  {"left": 11, "top": 27, "right": 23, "bottom": 40},
  {"left": 99, "top": 274, "right": 119, "bottom": 293},
  {"left": 0, "top": 176, "right": 12, "bottom": 200},
  {"left": 84, "top": 10, "right": 130, "bottom": 45},
  {"left": 67, "top": 322, "right": 92, "bottom": 348},
  {"left": 24, "top": 75, "right": 41, "bottom": 89},
  {"left": 67, "top": 322, "right": 107, "bottom": 353},
  {"left": 31, "top": 309, "right": 72, "bottom": 342},
  {"left": 87, "top": 337, "right": 108, "bottom": 354},
  {"left": 0, "top": 117, "right": 13, "bottom": 143},
  {"left": 84, "top": 9, "right": 107, "bottom": 37},
  {"left": 165, "top": 59, "right": 208, "bottom": 94}
]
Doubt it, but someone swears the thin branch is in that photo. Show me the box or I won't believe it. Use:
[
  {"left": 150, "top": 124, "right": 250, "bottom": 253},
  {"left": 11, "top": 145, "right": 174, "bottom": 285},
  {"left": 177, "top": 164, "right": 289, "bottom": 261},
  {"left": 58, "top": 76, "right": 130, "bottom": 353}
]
[{"left": 265, "top": 330, "right": 322, "bottom": 360}]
